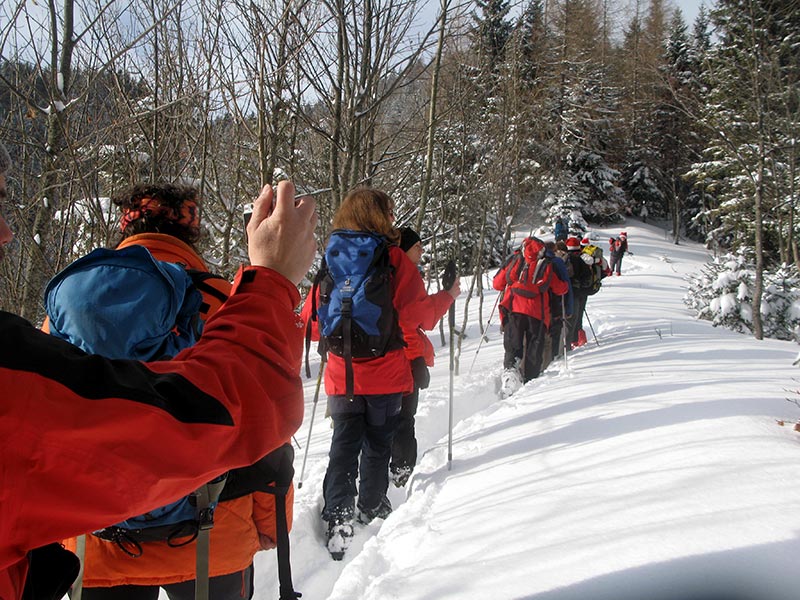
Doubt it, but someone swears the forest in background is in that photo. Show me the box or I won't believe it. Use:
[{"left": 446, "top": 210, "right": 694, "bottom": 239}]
[{"left": 0, "top": 0, "right": 797, "bottom": 340}]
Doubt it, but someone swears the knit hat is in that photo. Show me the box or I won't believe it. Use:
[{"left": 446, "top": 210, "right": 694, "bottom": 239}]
[
  {"left": 620, "top": 231, "right": 627, "bottom": 239},
  {"left": 581, "top": 237, "right": 590, "bottom": 246},
  {"left": 0, "top": 142, "right": 11, "bottom": 176},
  {"left": 566, "top": 237, "right": 581, "bottom": 251},
  {"left": 399, "top": 227, "right": 422, "bottom": 252}
]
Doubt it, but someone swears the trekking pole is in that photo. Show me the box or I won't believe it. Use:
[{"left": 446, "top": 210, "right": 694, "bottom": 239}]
[
  {"left": 442, "top": 259, "right": 457, "bottom": 471},
  {"left": 561, "top": 295, "right": 568, "bottom": 369},
  {"left": 583, "top": 307, "right": 600, "bottom": 346},
  {"left": 297, "top": 359, "right": 326, "bottom": 489},
  {"left": 468, "top": 291, "right": 501, "bottom": 373}
]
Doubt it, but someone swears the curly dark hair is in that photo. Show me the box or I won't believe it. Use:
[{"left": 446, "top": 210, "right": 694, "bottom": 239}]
[{"left": 113, "top": 183, "right": 202, "bottom": 245}]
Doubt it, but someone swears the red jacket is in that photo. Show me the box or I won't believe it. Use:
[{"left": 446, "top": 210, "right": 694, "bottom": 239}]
[
  {"left": 323, "top": 246, "right": 453, "bottom": 395},
  {"left": 493, "top": 238, "right": 568, "bottom": 328},
  {"left": 401, "top": 268, "right": 452, "bottom": 367},
  {"left": 0, "top": 265, "right": 304, "bottom": 599},
  {"left": 60, "top": 233, "right": 292, "bottom": 587}
]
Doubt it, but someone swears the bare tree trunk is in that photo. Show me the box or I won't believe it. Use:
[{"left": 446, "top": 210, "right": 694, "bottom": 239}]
[{"left": 415, "top": 0, "right": 449, "bottom": 233}]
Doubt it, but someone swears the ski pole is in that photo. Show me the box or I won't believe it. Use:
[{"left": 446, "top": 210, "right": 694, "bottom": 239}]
[
  {"left": 561, "top": 295, "right": 568, "bottom": 369},
  {"left": 583, "top": 307, "right": 600, "bottom": 346},
  {"left": 297, "top": 359, "right": 326, "bottom": 489},
  {"left": 442, "top": 259, "right": 457, "bottom": 471},
  {"left": 468, "top": 291, "right": 501, "bottom": 373}
]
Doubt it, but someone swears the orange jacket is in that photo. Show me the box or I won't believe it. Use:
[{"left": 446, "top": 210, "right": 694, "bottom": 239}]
[
  {"left": 60, "top": 233, "right": 292, "bottom": 586},
  {"left": 0, "top": 265, "right": 304, "bottom": 599},
  {"left": 322, "top": 246, "right": 453, "bottom": 396}
]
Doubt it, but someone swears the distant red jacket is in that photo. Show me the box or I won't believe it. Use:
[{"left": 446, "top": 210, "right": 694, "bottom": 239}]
[
  {"left": 0, "top": 266, "right": 304, "bottom": 599},
  {"left": 493, "top": 238, "right": 569, "bottom": 328},
  {"left": 321, "top": 245, "right": 453, "bottom": 396}
]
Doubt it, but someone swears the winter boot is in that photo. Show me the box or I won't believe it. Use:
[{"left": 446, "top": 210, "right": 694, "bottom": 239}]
[
  {"left": 325, "top": 516, "right": 354, "bottom": 561},
  {"left": 390, "top": 465, "right": 413, "bottom": 488},
  {"left": 576, "top": 328, "right": 587, "bottom": 347},
  {"left": 500, "top": 368, "right": 522, "bottom": 398},
  {"left": 356, "top": 495, "right": 393, "bottom": 525}
]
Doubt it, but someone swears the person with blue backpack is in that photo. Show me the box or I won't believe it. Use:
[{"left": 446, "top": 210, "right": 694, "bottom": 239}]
[
  {"left": 0, "top": 139, "right": 316, "bottom": 600},
  {"left": 307, "top": 188, "right": 459, "bottom": 560},
  {"left": 51, "top": 184, "right": 291, "bottom": 600}
]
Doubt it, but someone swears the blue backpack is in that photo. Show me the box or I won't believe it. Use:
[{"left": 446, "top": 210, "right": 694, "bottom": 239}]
[
  {"left": 46, "top": 245, "right": 203, "bottom": 361},
  {"left": 307, "top": 229, "right": 403, "bottom": 398},
  {"left": 44, "top": 245, "right": 225, "bottom": 552},
  {"left": 46, "top": 245, "right": 301, "bottom": 600}
]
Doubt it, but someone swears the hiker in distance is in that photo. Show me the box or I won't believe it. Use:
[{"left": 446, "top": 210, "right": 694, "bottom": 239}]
[
  {"left": 56, "top": 184, "right": 288, "bottom": 599},
  {"left": 390, "top": 227, "right": 460, "bottom": 488},
  {"left": 493, "top": 236, "right": 568, "bottom": 397},
  {"left": 308, "top": 188, "right": 459, "bottom": 561},
  {"left": 553, "top": 216, "right": 568, "bottom": 242},
  {"left": 609, "top": 231, "right": 629, "bottom": 276},
  {"left": 0, "top": 140, "right": 316, "bottom": 600}
]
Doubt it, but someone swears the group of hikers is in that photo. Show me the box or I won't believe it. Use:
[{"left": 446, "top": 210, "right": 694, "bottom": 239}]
[
  {"left": 495, "top": 217, "right": 630, "bottom": 397},
  {"left": 0, "top": 136, "right": 632, "bottom": 598}
]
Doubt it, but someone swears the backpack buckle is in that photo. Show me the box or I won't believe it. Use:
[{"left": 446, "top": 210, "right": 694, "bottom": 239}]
[{"left": 197, "top": 507, "right": 215, "bottom": 531}]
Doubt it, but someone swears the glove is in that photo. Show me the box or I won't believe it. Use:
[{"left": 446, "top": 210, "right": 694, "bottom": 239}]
[{"left": 411, "top": 356, "right": 430, "bottom": 390}]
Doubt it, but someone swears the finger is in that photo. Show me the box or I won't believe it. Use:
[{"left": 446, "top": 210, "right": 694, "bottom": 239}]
[
  {"left": 248, "top": 185, "right": 273, "bottom": 231},
  {"left": 272, "top": 180, "right": 296, "bottom": 216},
  {"left": 294, "top": 195, "right": 317, "bottom": 222}
]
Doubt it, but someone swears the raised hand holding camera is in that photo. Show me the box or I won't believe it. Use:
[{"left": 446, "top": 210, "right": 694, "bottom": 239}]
[{"left": 246, "top": 181, "right": 317, "bottom": 285}]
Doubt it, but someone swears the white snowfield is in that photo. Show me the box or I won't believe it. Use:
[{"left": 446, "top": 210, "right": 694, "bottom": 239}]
[{"left": 252, "top": 221, "right": 800, "bottom": 600}]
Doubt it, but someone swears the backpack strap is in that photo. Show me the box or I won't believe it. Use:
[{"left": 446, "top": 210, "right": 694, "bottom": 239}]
[
  {"left": 212, "top": 444, "right": 300, "bottom": 599},
  {"left": 341, "top": 295, "right": 354, "bottom": 400},
  {"left": 70, "top": 534, "right": 87, "bottom": 600},
  {"left": 187, "top": 270, "right": 230, "bottom": 318},
  {"left": 267, "top": 449, "right": 301, "bottom": 600},
  {"left": 193, "top": 476, "right": 227, "bottom": 600}
]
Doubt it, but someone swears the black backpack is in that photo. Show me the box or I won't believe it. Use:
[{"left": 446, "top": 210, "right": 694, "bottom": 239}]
[{"left": 306, "top": 229, "right": 404, "bottom": 398}]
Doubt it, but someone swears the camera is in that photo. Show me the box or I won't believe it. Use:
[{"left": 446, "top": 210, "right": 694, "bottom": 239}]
[{"left": 243, "top": 202, "right": 254, "bottom": 231}]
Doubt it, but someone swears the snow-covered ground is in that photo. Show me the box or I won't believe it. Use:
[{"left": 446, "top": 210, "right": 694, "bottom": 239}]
[{"left": 253, "top": 220, "right": 800, "bottom": 600}]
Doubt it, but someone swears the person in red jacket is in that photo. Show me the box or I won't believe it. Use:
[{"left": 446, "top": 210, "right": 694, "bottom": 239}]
[
  {"left": 318, "top": 189, "right": 459, "bottom": 560},
  {"left": 389, "top": 227, "right": 460, "bottom": 488},
  {"left": 0, "top": 140, "right": 317, "bottom": 600},
  {"left": 493, "top": 236, "right": 569, "bottom": 394},
  {"left": 58, "top": 184, "right": 291, "bottom": 599}
]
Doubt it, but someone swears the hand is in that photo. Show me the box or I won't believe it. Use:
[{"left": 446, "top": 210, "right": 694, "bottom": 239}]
[
  {"left": 258, "top": 533, "right": 277, "bottom": 551},
  {"left": 411, "top": 356, "right": 430, "bottom": 389},
  {"left": 246, "top": 181, "right": 318, "bottom": 285},
  {"left": 447, "top": 277, "right": 461, "bottom": 299}
]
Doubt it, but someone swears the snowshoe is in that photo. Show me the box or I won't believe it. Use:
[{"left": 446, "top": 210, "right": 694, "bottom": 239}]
[
  {"left": 500, "top": 368, "right": 522, "bottom": 398},
  {"left": 356, "top": 495, "right": 392, "bottom": 525},
  {"left": 390, "top": 465, "right": 413, "bottom": 488},
  {"left": 326, "top": 518, "right": 354, "bottom": 561}
]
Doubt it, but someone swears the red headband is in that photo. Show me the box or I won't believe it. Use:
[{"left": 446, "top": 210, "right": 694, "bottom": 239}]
[{"left": 119, "top": 197, "right": 199, "bottom": 232}]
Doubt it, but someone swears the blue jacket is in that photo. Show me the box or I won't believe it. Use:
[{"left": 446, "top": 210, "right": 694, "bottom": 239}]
[{"left": 546, "top": 251, "right": 574, "bottom": 316}]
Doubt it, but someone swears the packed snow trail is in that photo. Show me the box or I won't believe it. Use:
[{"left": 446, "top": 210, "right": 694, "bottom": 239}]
[{"left": 249, "top": 220, "right": 800, "bottom": 600}]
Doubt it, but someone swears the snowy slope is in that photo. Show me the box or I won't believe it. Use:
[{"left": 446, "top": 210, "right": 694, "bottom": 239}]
[{"left": 252, "top": 221, "right": 800, "bottom": 600}]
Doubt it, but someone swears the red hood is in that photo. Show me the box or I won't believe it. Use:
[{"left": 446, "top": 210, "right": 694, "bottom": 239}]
[{"left": 523, "top": 237, "right": 544, "bottom": 263}]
